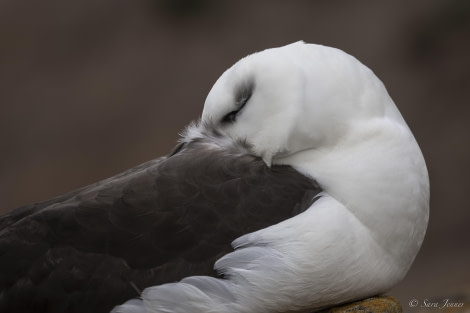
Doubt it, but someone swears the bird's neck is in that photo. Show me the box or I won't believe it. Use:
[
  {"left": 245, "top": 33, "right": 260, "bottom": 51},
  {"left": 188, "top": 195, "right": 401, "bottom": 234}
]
[{"left": 275, "top": 118, "right": 429, "bottom": 269}]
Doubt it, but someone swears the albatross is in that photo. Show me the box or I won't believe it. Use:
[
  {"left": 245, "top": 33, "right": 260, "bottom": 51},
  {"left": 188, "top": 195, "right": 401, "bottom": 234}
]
[{"left": 0, "top": 42, "right": 429, "bottom": 313}]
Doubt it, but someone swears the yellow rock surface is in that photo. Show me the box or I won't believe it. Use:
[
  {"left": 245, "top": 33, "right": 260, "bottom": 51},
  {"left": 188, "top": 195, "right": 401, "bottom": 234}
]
[{"left": 320, "top": 296, "right": 402, "bottom": 313}]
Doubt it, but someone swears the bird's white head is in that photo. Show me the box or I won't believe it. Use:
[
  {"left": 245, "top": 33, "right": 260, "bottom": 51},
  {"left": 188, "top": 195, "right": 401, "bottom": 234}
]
[{"left": 201, "top": 41, "right": 405, "bottom": 165}]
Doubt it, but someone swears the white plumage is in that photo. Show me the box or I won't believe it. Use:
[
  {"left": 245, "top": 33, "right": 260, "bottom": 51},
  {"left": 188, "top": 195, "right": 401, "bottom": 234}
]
[{"left": 113, "top": 41, "right": 429, "bottom": 313}]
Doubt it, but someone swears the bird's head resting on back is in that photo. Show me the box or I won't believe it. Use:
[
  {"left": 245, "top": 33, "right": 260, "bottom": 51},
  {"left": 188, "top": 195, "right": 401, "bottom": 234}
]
[
  {"left": 186, "top": 41, "right": 429, "bottom": 275},
  {"left": 200, "top": 41, "right": 403, "bottom": 165}
]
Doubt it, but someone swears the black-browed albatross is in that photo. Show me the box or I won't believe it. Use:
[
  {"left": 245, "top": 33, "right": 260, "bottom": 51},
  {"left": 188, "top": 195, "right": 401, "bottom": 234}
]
[{"left": 0, "top": 42, "right": 429, "bottom": 313}]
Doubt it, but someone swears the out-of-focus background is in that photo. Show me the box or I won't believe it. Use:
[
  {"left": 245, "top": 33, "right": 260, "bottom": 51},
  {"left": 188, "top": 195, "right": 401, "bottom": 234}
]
[{"left": 1, "top": 0, "right": 469, "bottom": 310}]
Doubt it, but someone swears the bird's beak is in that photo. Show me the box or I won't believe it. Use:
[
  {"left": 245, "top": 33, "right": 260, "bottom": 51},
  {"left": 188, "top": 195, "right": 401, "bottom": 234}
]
[{"left": 262, "top": 153, "right": 273, "bottom": 167}]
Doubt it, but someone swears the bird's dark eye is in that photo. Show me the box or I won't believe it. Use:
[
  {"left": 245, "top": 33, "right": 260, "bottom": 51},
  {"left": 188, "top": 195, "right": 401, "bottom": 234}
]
[
  {"left": 222, "top": 110, "right": 239, "bottom": 124},
  {"left": 221, "top": 82, "right": 253, "bottom": 124}
]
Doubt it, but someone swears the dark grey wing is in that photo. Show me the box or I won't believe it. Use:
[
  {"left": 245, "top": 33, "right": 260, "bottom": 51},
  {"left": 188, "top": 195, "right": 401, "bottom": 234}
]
[{"left": 0, "top": 139, "right": 321, "bottom": 313}]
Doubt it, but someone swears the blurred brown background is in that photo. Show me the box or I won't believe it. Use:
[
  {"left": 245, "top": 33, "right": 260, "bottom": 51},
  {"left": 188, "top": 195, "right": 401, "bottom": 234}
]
[{"left": 1, "top": 0, "right": 469, "bottom": 310}]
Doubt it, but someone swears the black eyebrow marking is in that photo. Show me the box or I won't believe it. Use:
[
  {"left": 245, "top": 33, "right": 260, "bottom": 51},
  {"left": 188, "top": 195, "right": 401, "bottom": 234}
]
[
  {"left": 221, "top": 80, "right": 255, "bottom": 124},
  {"left": 235, "top": 80, "right": 255, "bottom": 108}
]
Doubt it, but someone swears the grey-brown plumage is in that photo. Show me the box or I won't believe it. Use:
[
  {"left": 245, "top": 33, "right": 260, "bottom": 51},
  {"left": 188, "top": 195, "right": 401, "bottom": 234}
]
[{"left": 0, "top": 134, "right": 321, "bottom": 313}]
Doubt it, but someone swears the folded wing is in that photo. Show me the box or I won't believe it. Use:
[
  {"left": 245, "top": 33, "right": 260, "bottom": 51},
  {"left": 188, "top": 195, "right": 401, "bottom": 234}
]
[{"left": 0, "top": 137, "right": 321, "bottom": 313}]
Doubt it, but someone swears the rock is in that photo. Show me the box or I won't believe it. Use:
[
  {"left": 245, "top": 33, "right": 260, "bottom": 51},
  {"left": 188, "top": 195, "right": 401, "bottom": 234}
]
[{"left": 319, "top": 296, "right": 402, "bottom": 313}]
